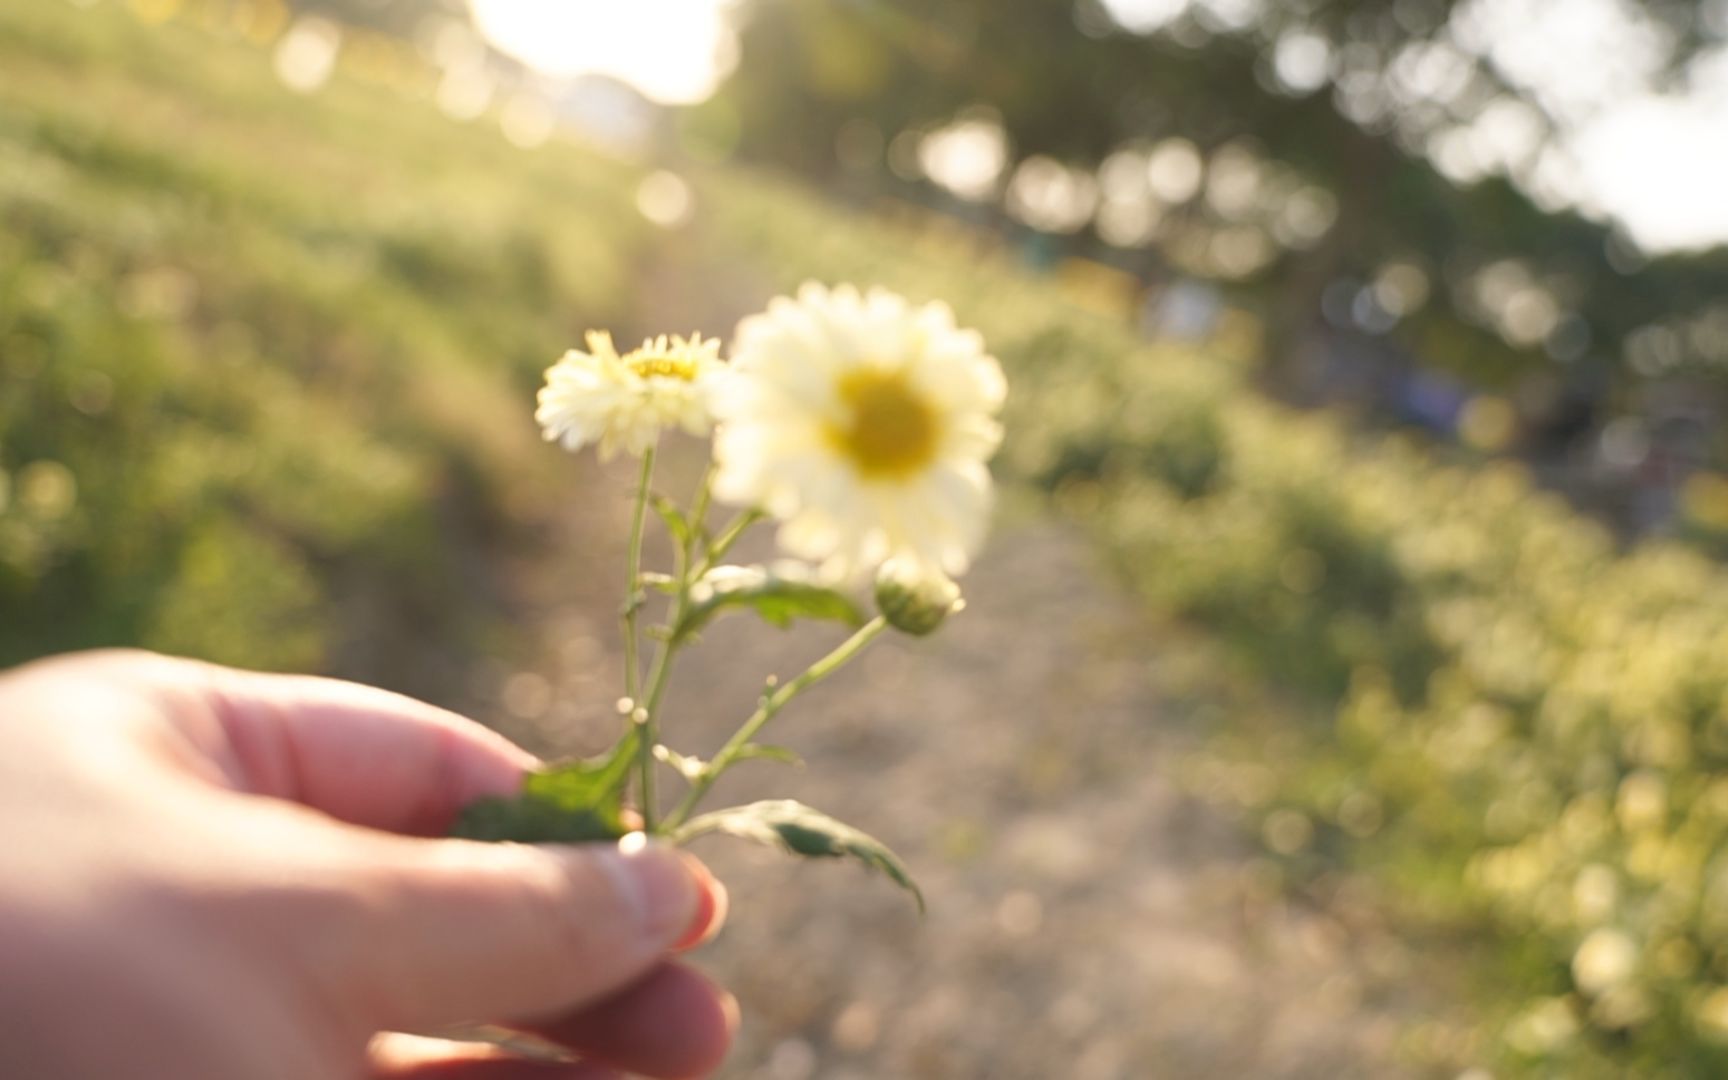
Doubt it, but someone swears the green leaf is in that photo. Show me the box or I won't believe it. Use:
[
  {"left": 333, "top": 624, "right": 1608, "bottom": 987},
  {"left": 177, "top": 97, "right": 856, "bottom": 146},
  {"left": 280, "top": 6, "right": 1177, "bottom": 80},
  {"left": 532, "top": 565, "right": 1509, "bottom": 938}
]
[
  {"left": 650, "top": 494, "right": 692, "bottom": 547},
  {"left": 673, "top": 563, "right": 865, "bottom": 643},
  {"left": 674, "top": 799, "right": 923, "bottom": 910},
  {"left": 451, "top": 729, "right": 637, "bottom": 844}
]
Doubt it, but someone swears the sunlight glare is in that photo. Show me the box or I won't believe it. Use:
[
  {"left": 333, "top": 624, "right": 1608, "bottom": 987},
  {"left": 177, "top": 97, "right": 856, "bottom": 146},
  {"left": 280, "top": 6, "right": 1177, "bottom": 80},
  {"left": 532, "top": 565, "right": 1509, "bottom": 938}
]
[
  {"left": 919, "top": 113, "right": 1009, "bottom": 202},
  {"left": 1575, "top": 93, "right": 1728, "bottom": 253},
  {"left": 467, "top": 0, "right": 737, "bottom": 106}
]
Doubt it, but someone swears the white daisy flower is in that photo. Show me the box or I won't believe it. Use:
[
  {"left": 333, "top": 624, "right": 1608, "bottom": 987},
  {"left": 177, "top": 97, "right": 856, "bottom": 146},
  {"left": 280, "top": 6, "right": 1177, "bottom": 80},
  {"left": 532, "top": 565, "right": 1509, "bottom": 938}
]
[
  {"left": 536, "top": 330, "right": 724, "bottom": 460},
  {"left": 713, "top": 283, "right": 1005, "bottom": 578}
]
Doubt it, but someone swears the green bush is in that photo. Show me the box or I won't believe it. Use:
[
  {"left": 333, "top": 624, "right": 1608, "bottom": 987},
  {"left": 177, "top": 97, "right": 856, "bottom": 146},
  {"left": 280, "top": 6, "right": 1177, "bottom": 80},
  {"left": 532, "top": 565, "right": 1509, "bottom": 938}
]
[{"left": 697, "top": 168, "right": 1728, "bottom": 1076}]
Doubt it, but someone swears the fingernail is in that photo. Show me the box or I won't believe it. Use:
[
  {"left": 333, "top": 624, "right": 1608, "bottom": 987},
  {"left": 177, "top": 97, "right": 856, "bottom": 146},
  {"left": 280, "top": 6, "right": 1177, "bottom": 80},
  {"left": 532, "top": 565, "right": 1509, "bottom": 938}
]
[
  {"left": 675, "top": 858, "right": 729, "bottom": 951},
  {"left": 597, "top": 833, "right": 697, "bottom": 940}
]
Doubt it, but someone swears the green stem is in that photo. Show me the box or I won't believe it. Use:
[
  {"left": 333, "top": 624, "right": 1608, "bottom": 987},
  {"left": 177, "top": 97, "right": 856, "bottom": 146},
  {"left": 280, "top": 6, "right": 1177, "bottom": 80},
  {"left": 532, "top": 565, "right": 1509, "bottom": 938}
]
[
  {"left": 622, "top": 449, "right": 656, "bottom": 702},
  {"left": 633, "top": 464, "right": 724, "bottom": 806},
  {"left": 638, "top": 575, "right": 687, "bottom": 731},
  {"left": 635, "top": 511, "right": 698, "bottom": 833},
  {"left": 688, "top": 463, "right": 717, "bottom": 544},
  {"left": 665, "top": 616, "right": 889, "bottom": 832},
  {"left": 699, "top": 508, "right": 767, "bottom": 575},
  {"left": 623, "top": 448, "right": 656, "bottom": 829}
]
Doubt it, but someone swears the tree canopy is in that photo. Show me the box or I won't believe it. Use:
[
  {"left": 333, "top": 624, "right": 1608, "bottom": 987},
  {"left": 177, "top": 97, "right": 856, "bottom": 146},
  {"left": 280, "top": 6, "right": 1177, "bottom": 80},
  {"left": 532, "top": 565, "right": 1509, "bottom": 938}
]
[{"left": 708, "top": 0, "right": 1728, "bottom": 438}]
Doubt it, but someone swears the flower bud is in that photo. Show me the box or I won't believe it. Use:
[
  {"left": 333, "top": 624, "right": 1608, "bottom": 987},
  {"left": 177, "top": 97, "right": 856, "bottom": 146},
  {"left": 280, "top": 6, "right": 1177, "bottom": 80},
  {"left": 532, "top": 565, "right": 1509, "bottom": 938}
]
[{"left": 874, "top": 559, "right": 963, "bottom": 637}]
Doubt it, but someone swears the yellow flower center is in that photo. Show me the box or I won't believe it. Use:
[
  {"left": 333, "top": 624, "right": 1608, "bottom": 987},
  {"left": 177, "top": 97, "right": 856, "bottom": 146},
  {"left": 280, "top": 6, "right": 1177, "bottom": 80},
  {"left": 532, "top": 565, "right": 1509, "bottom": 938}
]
[
  {"left": 830, "top": 367, "right": 939, "bottom": 479},
  {"left": 628, "top": 354, "right": 701, "bottom": 381}
]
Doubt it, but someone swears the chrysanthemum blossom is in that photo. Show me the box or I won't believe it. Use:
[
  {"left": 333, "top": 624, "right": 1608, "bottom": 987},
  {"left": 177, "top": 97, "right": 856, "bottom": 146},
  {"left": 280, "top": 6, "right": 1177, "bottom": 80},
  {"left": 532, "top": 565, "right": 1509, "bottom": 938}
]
[
  {"left": 713, "top": 283, "right": 1005, "bottom": 578},
  {"left": 536, "top": 331, "right": 724, "bottom": 460}
]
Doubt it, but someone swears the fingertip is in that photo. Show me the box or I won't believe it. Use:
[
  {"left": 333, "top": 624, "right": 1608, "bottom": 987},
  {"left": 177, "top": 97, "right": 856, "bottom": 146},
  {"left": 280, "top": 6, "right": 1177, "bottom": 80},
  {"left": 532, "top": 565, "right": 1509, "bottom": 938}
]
[
  {"left": 719, "top": 986, "right": 742, "bottom": 1038},
  {"left": 344, "top": 836, "right": 704, "bottom": 1030},
  {"left": 586, "top": 838, "right": 723, "bottom": 952},
  {"left": 673, "top": 856, "right": 728, "bottom": 952},
  {"left": 590, "top": 836, "right": 701, "bottom": 944}
]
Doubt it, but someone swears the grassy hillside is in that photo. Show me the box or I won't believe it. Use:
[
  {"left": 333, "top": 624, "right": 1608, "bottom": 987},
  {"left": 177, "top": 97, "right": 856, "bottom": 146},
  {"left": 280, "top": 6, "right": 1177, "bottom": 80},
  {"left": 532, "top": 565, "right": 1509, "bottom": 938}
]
[{"left": 0, "top": 1, "right": 647, "bottom": 684}]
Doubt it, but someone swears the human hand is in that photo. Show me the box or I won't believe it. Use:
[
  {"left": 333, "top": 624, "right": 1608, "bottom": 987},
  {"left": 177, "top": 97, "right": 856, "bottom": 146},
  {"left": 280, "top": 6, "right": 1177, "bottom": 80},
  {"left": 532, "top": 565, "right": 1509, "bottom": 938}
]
[{"left": 0, "top": 650, "right": 732, "bottom": 1080}]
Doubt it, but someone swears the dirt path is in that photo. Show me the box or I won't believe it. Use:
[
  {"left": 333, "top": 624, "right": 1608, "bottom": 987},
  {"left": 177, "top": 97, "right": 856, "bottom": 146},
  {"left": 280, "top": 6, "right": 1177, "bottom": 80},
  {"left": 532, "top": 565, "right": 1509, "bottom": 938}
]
[{"left": 460, "top": 236, "right": 1448, "bottom": 1078}]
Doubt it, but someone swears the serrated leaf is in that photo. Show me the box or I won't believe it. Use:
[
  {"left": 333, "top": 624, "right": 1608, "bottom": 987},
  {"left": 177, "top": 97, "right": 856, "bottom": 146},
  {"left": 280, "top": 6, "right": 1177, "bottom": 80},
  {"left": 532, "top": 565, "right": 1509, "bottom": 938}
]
[
  {"left": 674, "top": 799, "right": 923, "bottom": 910},
  {"left": 650, "top": 494, "right": 692, "bottom": 547},
  {"left": 451, "top": 729, "right": 637, "bottom": 844},
  {"left": 673, "top": 563, "right": 864, "bottom": 643}
]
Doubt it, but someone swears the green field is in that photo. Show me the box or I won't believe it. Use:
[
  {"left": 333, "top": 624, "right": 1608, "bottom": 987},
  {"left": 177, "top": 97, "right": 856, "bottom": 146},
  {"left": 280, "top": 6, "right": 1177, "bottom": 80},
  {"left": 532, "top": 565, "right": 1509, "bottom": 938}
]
[{"left": 10, "top": 2, "right": 1728, "bottom": 1074}]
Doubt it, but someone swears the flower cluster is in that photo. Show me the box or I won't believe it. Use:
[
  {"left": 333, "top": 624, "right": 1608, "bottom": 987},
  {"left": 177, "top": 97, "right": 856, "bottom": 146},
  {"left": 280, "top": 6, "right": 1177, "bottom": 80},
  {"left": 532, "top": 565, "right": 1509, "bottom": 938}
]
[
  {"left": 537, "top": 283, "right": 1006, "bottom": 594},
  {"left": 460, "top": 283, "right": 1005, "bottom": 910}
]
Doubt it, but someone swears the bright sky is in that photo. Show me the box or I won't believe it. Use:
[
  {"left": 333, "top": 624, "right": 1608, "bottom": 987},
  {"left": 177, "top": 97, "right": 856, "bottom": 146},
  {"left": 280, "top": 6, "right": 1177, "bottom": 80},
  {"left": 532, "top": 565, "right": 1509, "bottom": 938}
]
[
  {"left": 1104, "top": 0, "right": 1728, "bottom": 253},
  {"left": 1573, "top": 86, "right": 1728, "bottom": 253},
  {"left": 471, "top": 0, "right": 1728, "bottom": 252},
  {"left": 467, "top": 0, "right": 738, "bottom": 106},
  {"left": 1452, "top": 0, "right": 1728, "bottom": 253}
]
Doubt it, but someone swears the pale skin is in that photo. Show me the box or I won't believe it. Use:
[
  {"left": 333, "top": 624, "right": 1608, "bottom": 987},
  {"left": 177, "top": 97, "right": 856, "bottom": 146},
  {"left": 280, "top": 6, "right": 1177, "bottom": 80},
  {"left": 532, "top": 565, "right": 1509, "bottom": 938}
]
[{"left": 0, "top": 650, "right": 734, "bottom": 1080}]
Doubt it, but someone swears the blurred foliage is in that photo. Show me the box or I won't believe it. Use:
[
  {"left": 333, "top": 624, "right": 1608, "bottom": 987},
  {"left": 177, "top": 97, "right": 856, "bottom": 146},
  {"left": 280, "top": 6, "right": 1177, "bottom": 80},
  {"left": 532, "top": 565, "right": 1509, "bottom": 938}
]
[
  {"left": 695, "top": 169, "right": 1728, "bottom": 1075},
  {"left": 709, "top": 0, "right": 1728, "bottom": 459},
  {"left": 0, "top": 1, "right": 648, "bottom": 680}
]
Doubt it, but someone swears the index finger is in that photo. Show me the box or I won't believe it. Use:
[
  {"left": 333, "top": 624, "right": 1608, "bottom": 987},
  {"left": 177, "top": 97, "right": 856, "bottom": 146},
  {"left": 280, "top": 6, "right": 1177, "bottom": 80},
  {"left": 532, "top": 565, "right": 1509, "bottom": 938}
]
[{"left": 174, "top": 658, "right": 538, "bottom": 836}]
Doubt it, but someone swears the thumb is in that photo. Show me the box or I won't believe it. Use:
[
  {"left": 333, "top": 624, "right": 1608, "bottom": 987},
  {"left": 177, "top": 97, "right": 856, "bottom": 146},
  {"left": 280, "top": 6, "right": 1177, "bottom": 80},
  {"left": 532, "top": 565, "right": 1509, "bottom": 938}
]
[{"left": 329, "top": 833, "right": 704, "bottom": 1030}]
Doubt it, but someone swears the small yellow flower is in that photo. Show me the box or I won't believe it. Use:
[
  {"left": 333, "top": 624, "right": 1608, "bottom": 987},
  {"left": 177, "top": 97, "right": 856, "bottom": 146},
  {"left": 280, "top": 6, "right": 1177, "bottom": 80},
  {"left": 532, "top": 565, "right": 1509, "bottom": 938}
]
[
  {"left": 536, "top": 331, "right": 723, "bottom": 460},
  {"left": 713, "top": 283, "right": 1005, "bottom": 578}
]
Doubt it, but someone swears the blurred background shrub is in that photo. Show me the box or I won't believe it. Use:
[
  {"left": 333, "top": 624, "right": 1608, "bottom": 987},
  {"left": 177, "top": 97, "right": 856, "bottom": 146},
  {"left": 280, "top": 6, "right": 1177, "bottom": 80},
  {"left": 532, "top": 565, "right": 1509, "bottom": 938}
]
[
  {"left": 0, "top": 0, "right": 648, "bottom": 682},
  {"left": 698, "top": 168, "right": 1728, "bottom": 1074}
]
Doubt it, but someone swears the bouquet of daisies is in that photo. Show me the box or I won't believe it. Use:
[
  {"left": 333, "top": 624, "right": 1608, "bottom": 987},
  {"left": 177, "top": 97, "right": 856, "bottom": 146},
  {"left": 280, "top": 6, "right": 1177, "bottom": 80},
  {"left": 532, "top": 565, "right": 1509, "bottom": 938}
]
[{"left": 453, "top": 284, "right": 1005, "bottom": 906}]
